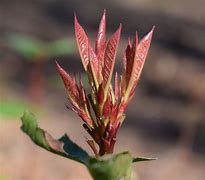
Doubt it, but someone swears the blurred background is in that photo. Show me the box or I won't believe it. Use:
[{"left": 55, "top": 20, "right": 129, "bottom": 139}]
[{"left": 0, "top": 0, "right": 205, "bottom": 179}]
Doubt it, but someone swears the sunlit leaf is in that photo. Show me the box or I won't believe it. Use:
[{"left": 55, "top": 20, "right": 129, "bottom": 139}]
[
  {"left": 21, "top": 110, "right": 90, "bottom": 164},
  {"left": 125, "top": 27, "right": 154, "bottom": 101},
  {"left": 74, "top": 15, "right": 90, "bottom": 70},
  {"left": 95, "top": 9, "right": 106, "bottom": 54},
  {"left": 102, "top": 25, "right": 121, "bottom": 94},
  {"left": 87, "top": 152, "right": 132, "bottom": 180},
  {"left": 56, "top": 62, "right": 79, "bottom": 106}
]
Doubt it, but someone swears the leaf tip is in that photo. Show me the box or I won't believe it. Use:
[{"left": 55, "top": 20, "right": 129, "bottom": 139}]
[
  {"left": 55, "top": 61, "right": 64, "bottom": 74},
  {"left": 103, "top": 9, "right": 106, "bottom": 15},
  {"left": 133, "top": 156, "right": 158, "bottom": 163},
  {"left": 74, "top": 12, "right": 78, "bottom": 23},
  {"left": 21, "top": 110, "right": 34, "bottom": 123},
  {"left": 118, "top": 23, "right": 122, "bottom": 32},
  {"left": 74, "top": 13, "right": 81, "bottom": 30},
  {"left": 144, "top": 26, "right": 155, "bottom": 41}
]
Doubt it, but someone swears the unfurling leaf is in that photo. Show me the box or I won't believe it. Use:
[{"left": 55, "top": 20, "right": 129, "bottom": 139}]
[
  {"left": 124, "top": 36, "right": 137, "bottom": 89},
  {"left": 56, "top": 62, "right": 79, "bottom": 106},
  {"left": 95, "top": 10, "right": 107, "bottom": 73},
  {"left": 95, "top": 9, "right": 106, "bottom": 55},
  {"left": 74, "top": 15, "right": 90, "bottom": 70},
  {"left": 89, "top": 47, "right": 101, "bottom": 84},
  {"left": 124, "top": 27, "right": 154, "bottom": 101},
  {"left": 102, "top": 25, "right": 121, "bottom": 95}
]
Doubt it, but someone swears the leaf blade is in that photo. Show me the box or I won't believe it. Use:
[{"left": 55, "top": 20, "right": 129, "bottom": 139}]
[
  {"left": 102, "top": 25, "right": 121, "bottom": 92},
  {"left": 87, "top": 151, "right": 132, "bottom": 180},
  {"left": 95, "top": 9, "right": 106, "bottom": 55},
  {"left": 56, "top": 62, "right": 79, "bottom": 107},
  {"left": 125, "top": 27, "right": 154, "bottom": 100},
  {"left": 74, "top": 15, "right": 89, "bottom": 70},
  {"left": 21, "top": 110, "right": 90, "bottom": 164}
]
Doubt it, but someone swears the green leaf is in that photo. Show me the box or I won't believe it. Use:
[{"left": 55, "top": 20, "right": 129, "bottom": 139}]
[
  {"left": 87, "top": 152, "right": 133, "bottom": 180},
  {"left": 46, "top": 38, "right": 76, "bottom": 57},
  {"left": 133, "top": 156, "right": 157, "bottom": 163},
  {"left": 21, "top": 110, "right": 90, "bottom": 164},
  {"left": 0, "top": 100, "right": 27, "bottom": 119},
  {"left": 0, "top": 175, "right": 9, "bottom": 180},
  {"left": 6, "top": 33, "right": 45, "bottom": 60}
]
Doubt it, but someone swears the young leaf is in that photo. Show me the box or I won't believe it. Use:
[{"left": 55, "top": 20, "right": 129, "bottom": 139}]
[
  {"left": 56, "top": 62, "right": 79, "bottom": 107},
  {"left": 95, "top": 9, "right": 106, "bottom": 55},
  {"left": 102, "top": 25, "right": 121, "bottom": 94},
  {"left": 74, "top": 15, "right": 90, "bottom": 70},
  {"left": 114, "top": 72, "right": 119, "bottom": 102},
  {"left": 89, "top": 47, "right": 101, "bottom": 84},
  {"left": 21, "top": 110, "right": 90, "bottom": 164},
  {"left": 87, "top": 151, "right": 132, "bottom": 180},
  {"left": 124, "top": 36, "right": 137, "bottom": 88},
  {"left": 125, "top": 27, "right": 154, "bottom": 101}
]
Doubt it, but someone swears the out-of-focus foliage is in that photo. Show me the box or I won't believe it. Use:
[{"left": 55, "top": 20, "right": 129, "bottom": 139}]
[
  {"left": 6, "top": 33, "right": 76, "bottom": 61},
  {"left": 0, "top": 100, "right": 40, "bottom": 119},
  {"left": 0, "top": 175, "right": 9, "bottom": 180},
  {"left": 0, "top": 100, "right": 28, "bottom": 119}
]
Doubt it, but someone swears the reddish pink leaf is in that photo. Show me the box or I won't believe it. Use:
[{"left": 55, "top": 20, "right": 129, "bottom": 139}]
[
  {"left": 56, "top": 62, "right": 79, "bottom": 105},
  {"left": 119, "top": 74, "right": 125, "bottom": 98},
  {"left": 123, "top": 38, "right": 131, "bottom": 71},
  {"left": 77, "top": 109, "right": 93, "bottom": 126},
  {"left": 125, "top": 27, "right": 154, "bottom": 99},
  {"left": 74, "top": 15, "right": 89, "bottom": 70},
  {"left": 103, "top": 95, "right": 111, "bottom": 119},
  {"left": 95, "top": 9, "right": 106, "bottom": 55},
  {"left": 125, "top": 34, "right": 137, "bottom": 87},
  {"left": 95, "top": 10, "right": 107, "bottom": 81},
  {"left": 110, "top": 104, "right": 119, "bottom": 124},
  {"left": 114, "top": 72, "right": 119, "bottom": 102},
  {"left": 102, "top": 24, "right": 121, "bottom": 91},
  {"left": 97, "top": 84, "right": 104, "bottom": 104},
  {"left": 89, "top": 47, "right": 101, "bottom": 83},
  {"left": 78, "top": 80, "right": 87, "bottom": 107}
]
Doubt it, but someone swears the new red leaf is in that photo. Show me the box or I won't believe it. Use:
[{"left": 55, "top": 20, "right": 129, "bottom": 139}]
[
  {"left": 95, "top": 9, "right": 106, "bottom": 55},
  {"left": 74, "top": 15, "right": 89, "bottom": 70},
  {"left": 114, "top": 72, "right": 119, "bottom": 102},
  {"left": 124, "top": 35, "right": 137, "bottom": 88},
  {"left": 56, "top": 62, "right": 79, "bottom": 107},
  {"left": 95, "top": 10, "right": 107, "bottom": 79},
  {"left": 102, "top": 24, "right": 121, "bottom": 93},
  {"left": 125, "top": 27, "right": 154, "bottom": 100},
  {"left": 89, "top": 47, "right": 101, "bottom": 83}
]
